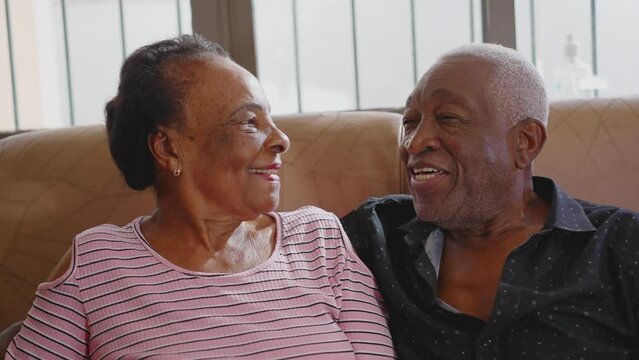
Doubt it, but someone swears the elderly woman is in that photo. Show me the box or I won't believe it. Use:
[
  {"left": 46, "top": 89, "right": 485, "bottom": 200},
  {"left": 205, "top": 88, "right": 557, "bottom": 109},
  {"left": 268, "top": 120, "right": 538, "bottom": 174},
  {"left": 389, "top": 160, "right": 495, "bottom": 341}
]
[{"left": 4, "top": 35, "right": 394, "bottom": 359}]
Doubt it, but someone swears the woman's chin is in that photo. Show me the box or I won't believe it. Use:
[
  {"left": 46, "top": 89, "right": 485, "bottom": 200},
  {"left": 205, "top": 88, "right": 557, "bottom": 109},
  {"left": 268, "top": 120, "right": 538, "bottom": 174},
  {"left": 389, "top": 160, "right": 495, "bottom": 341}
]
[{"left": 253, "top": 197, "right": 279, "bottom": 215}]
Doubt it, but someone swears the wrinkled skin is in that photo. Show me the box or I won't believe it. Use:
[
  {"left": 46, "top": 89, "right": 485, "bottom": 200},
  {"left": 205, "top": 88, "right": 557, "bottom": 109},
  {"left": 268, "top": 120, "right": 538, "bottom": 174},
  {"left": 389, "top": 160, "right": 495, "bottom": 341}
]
[{"left": 401, "top": 58, "right": 520, "bottom": 231}]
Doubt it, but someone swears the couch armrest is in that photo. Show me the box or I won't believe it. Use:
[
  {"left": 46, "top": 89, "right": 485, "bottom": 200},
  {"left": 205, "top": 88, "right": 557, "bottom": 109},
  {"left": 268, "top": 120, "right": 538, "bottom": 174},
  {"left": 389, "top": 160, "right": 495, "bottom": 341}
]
[{"left": 0, "top": 321, "right": 22, "bottom": 356}]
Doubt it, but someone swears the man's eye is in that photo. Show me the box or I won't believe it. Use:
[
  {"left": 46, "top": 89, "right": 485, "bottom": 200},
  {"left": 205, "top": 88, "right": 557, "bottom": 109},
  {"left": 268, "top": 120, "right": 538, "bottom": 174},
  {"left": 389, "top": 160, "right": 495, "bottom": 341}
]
[
  {"left": 402, "top": 118, "right": 419, "bottom": 129},
  {"left": 435, "top": 113, "right": 460, "bottom": 123}
]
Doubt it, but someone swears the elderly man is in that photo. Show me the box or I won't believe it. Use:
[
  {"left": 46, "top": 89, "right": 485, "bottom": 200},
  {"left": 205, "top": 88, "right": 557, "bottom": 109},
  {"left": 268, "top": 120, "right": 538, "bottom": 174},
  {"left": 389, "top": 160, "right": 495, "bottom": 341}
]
[{"left": 342, "top": 43, "right": 639, "bottom": 359}]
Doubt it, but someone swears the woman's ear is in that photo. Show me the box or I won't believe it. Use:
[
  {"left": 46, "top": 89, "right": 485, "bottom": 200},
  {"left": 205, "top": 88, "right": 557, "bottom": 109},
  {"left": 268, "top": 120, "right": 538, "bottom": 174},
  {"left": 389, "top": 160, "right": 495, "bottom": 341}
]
[
  {"left": 514, "top": 119, "right": 547, "bottom": 169},
  {"left": 148, "top": 126, "right": 181, "bottom": 173}
]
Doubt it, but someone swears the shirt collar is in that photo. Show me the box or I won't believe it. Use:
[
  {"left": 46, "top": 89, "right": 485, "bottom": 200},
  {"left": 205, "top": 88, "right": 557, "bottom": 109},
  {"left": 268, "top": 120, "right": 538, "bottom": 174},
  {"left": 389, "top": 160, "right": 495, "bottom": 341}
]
[
  {"left": 398, "top": 217, "right": 435, "bottom": 255},
  {"left": 534, "top": 176, "right": 596, "bottom": 232},
  {"left": 396, "top": 176, "right": 595, "bottom": 243}
]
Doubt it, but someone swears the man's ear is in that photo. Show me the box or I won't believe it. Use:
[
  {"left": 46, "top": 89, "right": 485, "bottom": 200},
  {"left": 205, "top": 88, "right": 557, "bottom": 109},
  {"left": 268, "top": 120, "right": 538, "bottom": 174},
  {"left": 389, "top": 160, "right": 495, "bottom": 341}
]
[
  {"left": 514, "top": 119, "right": 547, "bottom": 169},
  {"left": 147, "top": 126, "right": 181, "bottom": 173}
]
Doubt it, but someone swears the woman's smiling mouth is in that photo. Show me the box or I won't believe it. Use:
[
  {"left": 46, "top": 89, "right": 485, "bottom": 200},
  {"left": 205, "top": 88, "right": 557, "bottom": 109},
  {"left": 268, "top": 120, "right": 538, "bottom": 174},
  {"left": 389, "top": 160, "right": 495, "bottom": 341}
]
[{"left": 248, "top": 163, "right": 281, "bottom": 181}]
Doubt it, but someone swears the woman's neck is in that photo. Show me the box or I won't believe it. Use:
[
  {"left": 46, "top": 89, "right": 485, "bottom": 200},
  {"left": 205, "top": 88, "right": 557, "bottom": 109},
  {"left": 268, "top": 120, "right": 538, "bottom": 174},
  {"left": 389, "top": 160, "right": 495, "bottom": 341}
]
[{"left": 140, "top": 208, "right": 276, "bottom": 273}]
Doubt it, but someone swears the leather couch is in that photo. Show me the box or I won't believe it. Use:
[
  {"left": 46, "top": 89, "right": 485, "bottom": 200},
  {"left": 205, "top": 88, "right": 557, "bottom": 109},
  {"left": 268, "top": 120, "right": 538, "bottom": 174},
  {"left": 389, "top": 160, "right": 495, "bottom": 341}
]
[{"left": 1, "top": 97, "right": 638, "bottom": 329}]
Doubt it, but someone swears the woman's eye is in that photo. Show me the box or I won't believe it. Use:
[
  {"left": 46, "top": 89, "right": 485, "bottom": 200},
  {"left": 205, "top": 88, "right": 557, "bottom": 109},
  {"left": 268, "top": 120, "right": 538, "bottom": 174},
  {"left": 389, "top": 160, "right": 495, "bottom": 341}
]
[{"left": 240, "top": 117, "right": 258, "bottom": 127}]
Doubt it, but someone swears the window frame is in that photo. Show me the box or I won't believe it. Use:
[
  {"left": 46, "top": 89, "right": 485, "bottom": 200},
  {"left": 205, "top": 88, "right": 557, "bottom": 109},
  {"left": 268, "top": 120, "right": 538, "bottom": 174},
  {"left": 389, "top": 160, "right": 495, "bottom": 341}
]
[{"left": 190, "top": 0, "right": 518, "bottom": 88}]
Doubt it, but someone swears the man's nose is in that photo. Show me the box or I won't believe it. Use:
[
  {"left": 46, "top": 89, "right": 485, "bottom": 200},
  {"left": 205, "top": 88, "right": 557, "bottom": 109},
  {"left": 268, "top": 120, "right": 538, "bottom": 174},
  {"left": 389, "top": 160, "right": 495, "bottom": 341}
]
[{"left": 403, "top": 119, "right": 441, "bottom": 154}]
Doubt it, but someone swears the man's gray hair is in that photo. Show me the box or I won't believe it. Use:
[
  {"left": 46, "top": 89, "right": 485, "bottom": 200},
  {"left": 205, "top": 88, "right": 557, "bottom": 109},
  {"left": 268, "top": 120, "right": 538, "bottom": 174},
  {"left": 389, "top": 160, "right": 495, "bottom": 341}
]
[{"left": 439, "top": 43, "right": 548, "bottom": 126}]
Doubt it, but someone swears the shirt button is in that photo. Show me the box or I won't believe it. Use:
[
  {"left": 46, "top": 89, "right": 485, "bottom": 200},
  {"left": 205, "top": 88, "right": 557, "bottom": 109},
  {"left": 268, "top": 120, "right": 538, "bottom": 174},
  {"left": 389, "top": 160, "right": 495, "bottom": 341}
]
[{"left": 481, "top": 338, "right": 493, "bottom": 348}]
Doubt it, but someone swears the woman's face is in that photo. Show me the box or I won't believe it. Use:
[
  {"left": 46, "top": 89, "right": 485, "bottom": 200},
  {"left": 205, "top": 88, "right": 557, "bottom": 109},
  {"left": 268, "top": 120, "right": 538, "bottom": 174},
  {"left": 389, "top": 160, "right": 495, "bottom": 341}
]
[{"left": 167, "top": 57, "right": 290, "bottom": 221}]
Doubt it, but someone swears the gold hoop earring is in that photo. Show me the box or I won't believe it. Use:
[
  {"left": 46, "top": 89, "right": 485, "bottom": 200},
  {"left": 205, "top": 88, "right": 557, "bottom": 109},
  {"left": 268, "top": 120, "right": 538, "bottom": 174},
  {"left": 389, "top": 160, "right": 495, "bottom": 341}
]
[{"left": 172, "top": 168, "right": 182, "bottom": 177}]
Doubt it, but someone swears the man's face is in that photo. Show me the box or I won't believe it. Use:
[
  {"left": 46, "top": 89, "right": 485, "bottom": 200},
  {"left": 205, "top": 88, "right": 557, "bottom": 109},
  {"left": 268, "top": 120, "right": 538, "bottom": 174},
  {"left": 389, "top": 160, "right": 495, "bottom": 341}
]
[{"left": 400, "top": 57, "right": 519, "bottom": 230}]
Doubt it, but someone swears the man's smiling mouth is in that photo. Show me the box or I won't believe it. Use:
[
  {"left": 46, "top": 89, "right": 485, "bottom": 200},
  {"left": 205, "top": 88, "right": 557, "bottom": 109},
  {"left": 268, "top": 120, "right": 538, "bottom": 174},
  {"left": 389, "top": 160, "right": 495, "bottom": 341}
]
[{"left": 411, "top": 167, "right": 446, "bottom": 182}]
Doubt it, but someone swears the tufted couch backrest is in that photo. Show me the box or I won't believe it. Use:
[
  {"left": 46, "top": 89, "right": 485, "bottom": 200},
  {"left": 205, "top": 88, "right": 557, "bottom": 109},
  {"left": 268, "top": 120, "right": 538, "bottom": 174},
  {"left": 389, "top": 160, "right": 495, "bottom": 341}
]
[
  {"left": 536, "top": 98, "right": 639, "bottom": 210},
  {"left": 1, "top": 98, "right": 638, "bottom": 328},
  {"left": 0, "top": 111, "right": 402, "bottom": 327}
]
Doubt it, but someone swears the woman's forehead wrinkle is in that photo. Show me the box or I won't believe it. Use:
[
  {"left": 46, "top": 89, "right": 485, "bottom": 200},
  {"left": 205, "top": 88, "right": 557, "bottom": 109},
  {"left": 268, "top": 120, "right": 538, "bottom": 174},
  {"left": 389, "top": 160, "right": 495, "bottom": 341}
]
[{"left": 228, "top": 103, "right": 263, "bottom": 119}]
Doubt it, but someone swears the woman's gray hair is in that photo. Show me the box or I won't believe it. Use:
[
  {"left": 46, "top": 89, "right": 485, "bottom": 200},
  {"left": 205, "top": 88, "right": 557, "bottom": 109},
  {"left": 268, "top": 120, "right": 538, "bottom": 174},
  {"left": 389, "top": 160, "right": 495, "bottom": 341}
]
[{"left": 439, "top": 43, "right": 548, "bottom": 127}]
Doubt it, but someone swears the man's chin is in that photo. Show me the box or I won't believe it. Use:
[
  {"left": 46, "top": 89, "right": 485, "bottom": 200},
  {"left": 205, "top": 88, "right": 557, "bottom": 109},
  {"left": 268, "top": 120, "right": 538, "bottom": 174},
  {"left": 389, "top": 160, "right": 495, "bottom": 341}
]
[
  {"left": 414, "top": 203, "right": 458, "bottom": 229},
  {"left": 415, "top": 207, "right": 443, "bottom": 225}
]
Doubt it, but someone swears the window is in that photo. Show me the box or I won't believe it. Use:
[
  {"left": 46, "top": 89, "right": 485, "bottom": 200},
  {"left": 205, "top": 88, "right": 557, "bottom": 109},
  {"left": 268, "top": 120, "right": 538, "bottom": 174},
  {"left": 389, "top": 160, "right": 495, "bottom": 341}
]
[
  {"left": 515, "top": 0, "right": 639, "bottom": 100},
  {"left": 0, "top": 0, "right": 191, "bottom": 131},
  {"left": 253, "top": 0, "right": 482, "bottom": 114},
  {"left": 251, "top": 0, "right": 638, "bottom": 114},
  {"left": 3, "top": 0, "right": 638, "bottom": 130}
]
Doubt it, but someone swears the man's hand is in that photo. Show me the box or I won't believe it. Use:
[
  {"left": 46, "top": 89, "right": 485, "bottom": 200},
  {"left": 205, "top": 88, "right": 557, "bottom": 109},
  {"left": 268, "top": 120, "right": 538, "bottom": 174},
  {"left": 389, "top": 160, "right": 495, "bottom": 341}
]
[{"left": 0, "top": 321, "right": 22, "bottom": 355}]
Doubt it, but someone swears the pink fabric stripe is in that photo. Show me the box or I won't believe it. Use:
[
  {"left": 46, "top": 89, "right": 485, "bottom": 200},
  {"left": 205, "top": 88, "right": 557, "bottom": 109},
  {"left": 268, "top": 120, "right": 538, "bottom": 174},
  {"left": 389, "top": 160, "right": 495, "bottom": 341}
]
[{"left": 6, "top": 206, "right": 394, "bottom": 359}]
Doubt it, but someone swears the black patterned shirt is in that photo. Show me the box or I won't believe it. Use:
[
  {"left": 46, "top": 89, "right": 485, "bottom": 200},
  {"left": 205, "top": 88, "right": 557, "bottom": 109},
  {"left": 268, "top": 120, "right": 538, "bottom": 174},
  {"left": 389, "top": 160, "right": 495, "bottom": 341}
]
[{"left": 342, "top": 177, "right": 639, "bottom": 360}]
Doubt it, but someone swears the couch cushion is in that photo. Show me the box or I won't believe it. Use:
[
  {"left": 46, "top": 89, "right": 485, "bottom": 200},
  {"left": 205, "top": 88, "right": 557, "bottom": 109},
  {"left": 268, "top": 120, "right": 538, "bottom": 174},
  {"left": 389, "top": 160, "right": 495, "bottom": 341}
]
[
  {"left": 0, "top": 126, "right": 155, "bottom": 327},
  {"left": 535, "top": 97, "right": 639, "bottom": 212},
  {"left": 0, "top": 111, "right": 402, "bottom": 328},
  {"left": 276, "top": 111, "right": 403, "bottom": 217}
]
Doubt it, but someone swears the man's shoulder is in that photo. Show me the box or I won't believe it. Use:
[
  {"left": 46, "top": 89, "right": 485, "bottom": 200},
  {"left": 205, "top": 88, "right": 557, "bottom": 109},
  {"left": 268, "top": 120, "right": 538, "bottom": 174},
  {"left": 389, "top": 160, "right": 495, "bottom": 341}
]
[
  {"left": 569, "top": 199, "right": 639, "bottom": 256},
  {"left": 576, "top": 198, "right": 639, "bottom": 225},
  {"left": 340, "top": 195, "right": 418, "bottom": 257},
  {"left": 341, "top": 194, "right": 416, "bottom": 228},
  {"left": 537, "top": 176, "right": 639, "bottom": 230},
  {"left": 350, "top": 194, "right": 415, "bottom": 214}
]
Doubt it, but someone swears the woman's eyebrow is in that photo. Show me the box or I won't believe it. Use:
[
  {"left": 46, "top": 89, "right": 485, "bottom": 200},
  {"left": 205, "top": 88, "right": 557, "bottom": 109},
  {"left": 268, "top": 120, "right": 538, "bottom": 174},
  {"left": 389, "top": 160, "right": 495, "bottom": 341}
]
[{"left": 228, "top": 103, "right": 263, "bottom": 118}]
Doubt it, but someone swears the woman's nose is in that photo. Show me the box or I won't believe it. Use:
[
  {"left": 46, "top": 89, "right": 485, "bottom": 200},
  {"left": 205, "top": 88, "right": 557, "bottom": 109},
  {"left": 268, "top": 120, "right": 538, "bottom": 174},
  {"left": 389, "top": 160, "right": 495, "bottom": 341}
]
[{"left": 268, "top": 122, "right": 290, "bottom": 154}]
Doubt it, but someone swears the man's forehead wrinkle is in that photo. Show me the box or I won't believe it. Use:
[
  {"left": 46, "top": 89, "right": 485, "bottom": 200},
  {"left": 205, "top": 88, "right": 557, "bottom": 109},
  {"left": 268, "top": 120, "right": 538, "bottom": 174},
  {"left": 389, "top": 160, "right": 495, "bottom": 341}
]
[
  {"left": 414, "top": 86, "right": 473, "bottom": 110},
  {"left": 405, "top": 95, "right": 413, "bottom": 108},
  {"left": 431, "top": 89, "right": 470, "bottom": 106}
]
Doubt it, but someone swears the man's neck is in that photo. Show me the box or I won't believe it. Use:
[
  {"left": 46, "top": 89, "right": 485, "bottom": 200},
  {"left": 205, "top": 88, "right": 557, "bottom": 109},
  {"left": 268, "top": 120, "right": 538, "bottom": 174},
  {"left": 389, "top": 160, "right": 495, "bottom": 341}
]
[
  {"left": 436, "top": 178, "right": 551, "bottom": 321},
  {"left": 444, "top": 177, "right": 549, "bottom": 248}
]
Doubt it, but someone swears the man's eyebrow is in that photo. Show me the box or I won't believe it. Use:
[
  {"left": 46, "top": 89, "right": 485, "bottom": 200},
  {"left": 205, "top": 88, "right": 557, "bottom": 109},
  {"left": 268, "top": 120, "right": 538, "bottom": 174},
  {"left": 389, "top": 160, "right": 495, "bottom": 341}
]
[
  {"left": 404, "top": 95, "right": 413, "bottom": 108},
  {"left": 428, "top": 88, "right": 473, "bottom": 109}
]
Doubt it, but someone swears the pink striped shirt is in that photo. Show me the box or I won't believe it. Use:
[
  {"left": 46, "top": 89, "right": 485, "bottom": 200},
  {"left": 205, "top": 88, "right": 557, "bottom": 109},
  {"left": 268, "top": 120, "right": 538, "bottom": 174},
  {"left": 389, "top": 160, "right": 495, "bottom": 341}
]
[{"left": 6, "top": 207, "right": 394, "bottom": 359}]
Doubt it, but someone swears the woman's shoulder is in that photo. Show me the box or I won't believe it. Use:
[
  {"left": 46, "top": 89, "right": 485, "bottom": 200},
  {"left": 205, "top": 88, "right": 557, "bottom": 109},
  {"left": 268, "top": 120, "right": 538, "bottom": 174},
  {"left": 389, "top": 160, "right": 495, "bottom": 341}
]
[
  {"left": 42, "top": 217, "right": 148, "bottom": 288},
  {"left": 74, "top": 216, "right": 144, "bottom": 247},
  {"left": 276, "top": 206, "right": 344, "bottom": 249},
  {"left": 277, "top": 205, "right": 335, "bottom": 217},
  {"left": 276, "top": 206, "right": 339, "bottom": 227}
]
